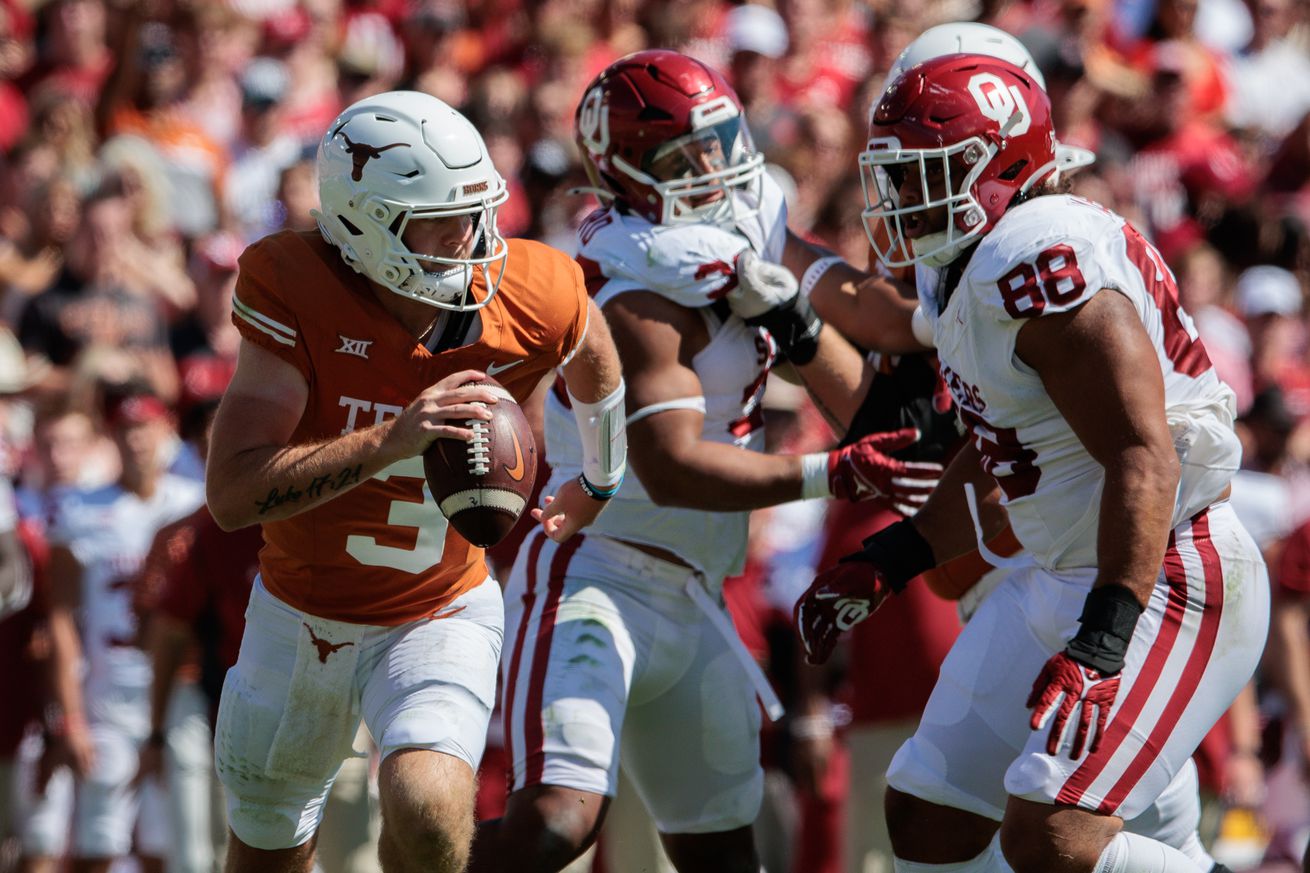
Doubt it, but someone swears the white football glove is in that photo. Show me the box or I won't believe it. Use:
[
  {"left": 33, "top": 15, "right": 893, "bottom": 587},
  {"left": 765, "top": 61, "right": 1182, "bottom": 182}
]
[{"left": 727, "top": 249, "right": 800, "bottom": 320}]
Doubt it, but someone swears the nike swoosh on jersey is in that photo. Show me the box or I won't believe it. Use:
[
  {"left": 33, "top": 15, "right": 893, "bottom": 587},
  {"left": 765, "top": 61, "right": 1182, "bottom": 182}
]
[
  {"left": 504, "top": 432, "right": 525, "bottom": 481},
  {"left": 487, "top": 360, "right": 524, "bottom": 377}
]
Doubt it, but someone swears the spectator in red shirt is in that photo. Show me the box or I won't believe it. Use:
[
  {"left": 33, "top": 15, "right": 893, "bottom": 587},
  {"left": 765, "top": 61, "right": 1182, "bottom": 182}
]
[{"left": 21, "top": 0, "right": 112, "bottom": 107}]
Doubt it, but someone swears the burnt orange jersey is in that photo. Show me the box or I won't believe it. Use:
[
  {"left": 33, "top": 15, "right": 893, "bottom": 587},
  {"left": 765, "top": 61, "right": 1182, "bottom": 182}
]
[{"left": 230, "top": 230, "right": 588, "bottom": 625}]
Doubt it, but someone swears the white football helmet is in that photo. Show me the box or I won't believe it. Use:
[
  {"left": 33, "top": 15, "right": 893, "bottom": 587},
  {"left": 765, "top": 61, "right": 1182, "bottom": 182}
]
[
  {"left": 880, "top": 22, "right": 1095, "bottom": 174},
  {"left": 314, "top": 91, "right": 509, "bottom": 311}
]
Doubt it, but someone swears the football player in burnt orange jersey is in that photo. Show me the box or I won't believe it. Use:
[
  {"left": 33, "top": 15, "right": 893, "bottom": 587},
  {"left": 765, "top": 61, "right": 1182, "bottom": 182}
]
[{"left": 204, "top": 92, "right": 627, "bottom": 873}]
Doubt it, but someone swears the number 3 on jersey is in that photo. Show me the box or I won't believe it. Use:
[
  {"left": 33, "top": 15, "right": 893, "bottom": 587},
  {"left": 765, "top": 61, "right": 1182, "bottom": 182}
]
[
  {"left": 996, "top": 245, "right": 1086, "bottom": 318},
  {"left": 346, "top": 457, "right": 449, "bottom": 572}
]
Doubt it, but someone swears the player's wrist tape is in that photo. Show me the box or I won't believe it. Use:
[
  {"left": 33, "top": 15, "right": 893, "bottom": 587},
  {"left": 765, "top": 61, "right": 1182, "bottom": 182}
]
[
  {"left": 800, "top": 453, "right": 832, "bottom": 500},
  {"left": 800, "top": 255, "right": 844, "bottom": 300},
  {"left": 577, "top": 473, "right": 621, "bottom": 501},
  {"left": 1065, "top": 584, "right": 1145, "bottom": 675},
  {"left": 847, "top": 519, "right": 936, "bottom": 593},
  {"left": 747, "top": 294, "right": 823, "bottom": 366},
  {"left": 569, "top": 380, "right": 628, "bottom": 492}
]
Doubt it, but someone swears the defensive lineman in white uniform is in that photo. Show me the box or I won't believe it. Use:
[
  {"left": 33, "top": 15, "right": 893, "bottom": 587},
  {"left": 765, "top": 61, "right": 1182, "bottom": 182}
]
[
  {"left": 795, "top": 54, "right": 1267, "bottom": 873},
  {"left": 474, "top": 49, "right": 941, "bottom": 873}
]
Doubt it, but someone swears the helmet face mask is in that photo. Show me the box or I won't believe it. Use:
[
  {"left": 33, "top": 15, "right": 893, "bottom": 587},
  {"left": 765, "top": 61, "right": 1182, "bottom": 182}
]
[
  {"left": 313, "top": 91, "right": 510, "bottom": 312},
  {"left": 576, "top": 50, "right": 765, "bottom": 228},
  {"left": 861, "top": 136, "right": 993, "bottom": 268}
]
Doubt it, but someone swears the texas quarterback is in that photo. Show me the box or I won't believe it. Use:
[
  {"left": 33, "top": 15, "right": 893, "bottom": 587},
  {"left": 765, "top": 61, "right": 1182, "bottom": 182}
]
[{"left": 205, "top": 91, "right": 627, "bottom": 873}]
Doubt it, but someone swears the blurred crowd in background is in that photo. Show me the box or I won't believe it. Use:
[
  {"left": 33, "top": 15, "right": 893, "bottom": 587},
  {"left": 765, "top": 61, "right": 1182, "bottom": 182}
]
[{"left": 1, "top": 0, "right": 1310, "bottom": 871}]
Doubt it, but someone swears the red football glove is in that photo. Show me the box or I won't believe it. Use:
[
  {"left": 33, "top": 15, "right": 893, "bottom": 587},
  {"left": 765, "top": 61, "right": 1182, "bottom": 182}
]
[
  {"left": 794, "top": 558, "right": 896, "bottom": 665},
  {"left": 828, "top": 428, "right": 942, "bottom": 514},
  {"left": 1027, "top": 652, "right": 1121, "bottom": 759}
]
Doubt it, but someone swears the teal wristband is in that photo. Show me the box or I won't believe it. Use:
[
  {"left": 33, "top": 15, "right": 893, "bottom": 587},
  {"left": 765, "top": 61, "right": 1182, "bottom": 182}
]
[{"left": 578, "top": 473, "right": 620, "bottom": 501}]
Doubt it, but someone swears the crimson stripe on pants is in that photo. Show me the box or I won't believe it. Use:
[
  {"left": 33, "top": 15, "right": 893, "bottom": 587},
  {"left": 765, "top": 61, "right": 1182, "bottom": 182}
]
[
  {"left": 1055, "top": 521, "right": 1194, "bottom": 807},
  {"left": 523, "top": 534, "right": 586, "bottom": 788},
  {"left": 503, "top": 531, "right": 548, "bottom": 792},
  {"left": 1096, "top": 512, "right": 1223, "bottom": 813}
]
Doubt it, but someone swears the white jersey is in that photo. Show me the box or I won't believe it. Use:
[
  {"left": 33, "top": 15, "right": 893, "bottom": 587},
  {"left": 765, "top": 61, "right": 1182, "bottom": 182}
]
[
  {"left": 48, "top": 475, "right": 204, "bottom": 693},
  {"left": 545, "top": 176, "right": 789, "bottom": 582},
  {"left": 918, "top": 195, "right": 1239, "bottom": 570}
]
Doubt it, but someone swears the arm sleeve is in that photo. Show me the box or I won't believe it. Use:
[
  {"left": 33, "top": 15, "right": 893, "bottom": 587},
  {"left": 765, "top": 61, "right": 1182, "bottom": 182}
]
[{"left": 230, "top": 238, "right": 313, "bottom": 380}]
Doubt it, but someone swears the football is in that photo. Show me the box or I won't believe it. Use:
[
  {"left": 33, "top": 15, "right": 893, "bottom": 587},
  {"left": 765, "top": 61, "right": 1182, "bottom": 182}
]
[{"left": 423, "top": 378, "right": 537, "bottom": 548}]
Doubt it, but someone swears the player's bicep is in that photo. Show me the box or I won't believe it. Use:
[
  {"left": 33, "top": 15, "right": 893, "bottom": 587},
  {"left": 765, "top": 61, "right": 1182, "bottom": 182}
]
[
  {"left": 559, "top": 298, "right": 622, "bottom": 401},
  {"left": 208, "top": 337, "right": 309, "bottom": 470},
  {"left": 1015, "top": 289, "right": 1173, "bottom": 469},
  {"left": 601, "top": 291, "right": 707, "bottom": 465}
]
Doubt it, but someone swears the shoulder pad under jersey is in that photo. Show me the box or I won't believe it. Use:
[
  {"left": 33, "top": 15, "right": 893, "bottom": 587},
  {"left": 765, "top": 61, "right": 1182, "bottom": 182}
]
[{"left": 576, "top": 207, "right": 753, "bottom": 308}]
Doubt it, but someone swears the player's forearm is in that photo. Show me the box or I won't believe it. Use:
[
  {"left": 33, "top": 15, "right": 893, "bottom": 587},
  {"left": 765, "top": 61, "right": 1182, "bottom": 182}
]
[
  {"left": 790, "top": 325, "right": 875, "bottom": 437},
  {"left": 207, "top": 423, "right": 403, "bottom": 530},
  {"left": 818, "top": 270, "right": 923, "bottom": 354},
  {"left": 783, "top": 231, "right": 921, "bottom": 355},
  {"left": 1093, "top": 446, "right": 1180, "bottom": 605},
  {"left": 635, "top": 441, "right": 807, "bottom": 511}
]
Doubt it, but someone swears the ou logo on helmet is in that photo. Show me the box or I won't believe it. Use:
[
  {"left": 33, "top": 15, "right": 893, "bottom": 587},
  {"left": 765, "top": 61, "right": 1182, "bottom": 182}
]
[
  {"left": 578, "top": 87, "right": 610, "bottom": 154},
  {"left": 967, "top": 72, "right": 1030, "bottom": 137}
]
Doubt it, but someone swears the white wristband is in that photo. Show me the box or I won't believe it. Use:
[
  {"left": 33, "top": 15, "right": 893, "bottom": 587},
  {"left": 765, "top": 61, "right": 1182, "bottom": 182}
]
[
  {"left": 800, "top": 255, "right": 844, "bottom": 299},
  {"left": 800, "top": 452, "right": 831, "bottom": 500}
]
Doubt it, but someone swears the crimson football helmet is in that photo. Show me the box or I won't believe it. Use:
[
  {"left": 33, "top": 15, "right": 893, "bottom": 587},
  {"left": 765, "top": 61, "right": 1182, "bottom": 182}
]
[
  {"left": 574, "top": 49, "right": 765, "bottom": 226},
  {"left": 860, "top": 54, "right": 1057, "bottom": 269}
]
